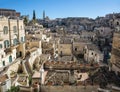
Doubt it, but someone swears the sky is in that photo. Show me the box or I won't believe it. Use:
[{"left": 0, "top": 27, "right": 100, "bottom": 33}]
[{"left": 0, "top": 0, "right": 119, "bottom": 19}]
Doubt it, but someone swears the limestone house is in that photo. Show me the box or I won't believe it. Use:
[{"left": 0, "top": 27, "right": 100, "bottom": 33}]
[
  {"left": 0, "top": 16, "right": 25, "bottom": 67},
  {"left": 84, "top": 44, "right": 103, "bottom": 63},
  {"left": 80, "top": 31, "right": 96, "bottom": 40},
  {"left": 94, "top": 26, "right": 113, "bottom": 38},
  {"left": 114, "top": 19, "right": 120, "bottom": 32},
  {"left": 58, "top": 38, "right": 72, "bottom": 56},
  {"left": 26, "top": 38, "right": 42, "bottom": 69},
  {"left": 0, "top": 74, "right": 11, "bottom": 92},
  {"left": 58, "top": 38, "right": 73, "bottom": 62},
  {"left": 110, "top": 32, "right": 120, "bottom": 74},
  {"left": 73, "top": 38, "right": 92, "bottom": 55}
]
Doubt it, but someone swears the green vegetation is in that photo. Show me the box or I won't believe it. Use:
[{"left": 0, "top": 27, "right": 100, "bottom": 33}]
[
  {"left": 23, "top": 17, "right": 28, "bottom": 26},
  {"left": 7, "top": 86, "right": 20, "bottom": 92}
]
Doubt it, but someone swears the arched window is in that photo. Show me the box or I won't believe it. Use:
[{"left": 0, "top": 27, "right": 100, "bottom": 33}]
[
  {"left": 13, "top": 26, "right": 17, "bottom": 33},
  {"left": 13, "top": 38, "right": 18, "bottom": 45},
  {"left": 3, "top": 26, "right": 8, "bottom": 34},
  {"left": 21, "top": 37, "right": 24, "bottom": 42},
  {"left": 4, "top": 40, "right": 9, "bottom": 48},
  {"left": 9, "top": 55, "right": 12, "bottom": 63}
]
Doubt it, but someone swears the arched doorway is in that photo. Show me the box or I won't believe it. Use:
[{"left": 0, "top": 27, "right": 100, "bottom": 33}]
[{"left": 9, "top": 55, "right": 12, "bottom": 63}]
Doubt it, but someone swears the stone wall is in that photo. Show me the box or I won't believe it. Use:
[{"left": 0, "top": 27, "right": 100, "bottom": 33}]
[{"left": 111, "top": 32, "right": 120, "bottom": 73}]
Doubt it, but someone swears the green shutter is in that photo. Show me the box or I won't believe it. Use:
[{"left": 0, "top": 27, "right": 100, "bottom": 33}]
[
  {"left": 0, "top": 44, "right": 2, "bottom": 48},
  {"left": 4, "top": 40, "right": 9, "bottom": 48}
]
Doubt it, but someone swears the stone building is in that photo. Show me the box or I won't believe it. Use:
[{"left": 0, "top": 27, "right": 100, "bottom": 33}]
[
  {"left": 0, "top": 8, "right": 20, "bottom": 17},
  {"left": 84, "top": 44, "right": 103, "bottom": 63},
  {"left": 58, "top": 38, "right": 73, "bottom": 61},
  {"left": 58, "top": 38, "right": 72, "bottom": 56},
  {"left": 73, "top": 38, "right": 91, "bottom": 55},
  {"left": 110, "top": 32, "right": 120, "bottom": 74},
  {"left": 0, "top": 74, "right": 11, "bottom": 92},
  {"left": 0, "top": 16, "right": 25, "bottom": 67}
]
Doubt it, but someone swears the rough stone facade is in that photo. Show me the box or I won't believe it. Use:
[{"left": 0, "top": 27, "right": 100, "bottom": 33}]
[{"left": 111, "top": 32, "right": 120, "bottom": 74}]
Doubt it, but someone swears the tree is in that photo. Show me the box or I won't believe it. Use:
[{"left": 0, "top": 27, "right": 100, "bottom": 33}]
[
  {"left": 32, "top": 10, "right": 36, "bottom": 24},
  {"left": 23, "top": 17, "right": 28, "bottom": 26}
]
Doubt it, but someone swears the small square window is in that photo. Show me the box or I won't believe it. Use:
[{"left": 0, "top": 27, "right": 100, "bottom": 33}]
[
  {"left": 75, "top": 48, "right": 77, "bottom": 51},
  {"left": 91, "top": 52, "right": 93, "bottom": 55}
]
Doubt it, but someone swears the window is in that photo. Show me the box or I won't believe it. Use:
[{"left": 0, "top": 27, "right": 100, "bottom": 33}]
[
  {"left": 21, "top": 37, "right": 24, "bottom": 42},
  {"left": 4, "top": 40, "right": 9, "bottom": 48},
  {"left": 3, "top": 26, "right": 8, "bottom": 34},
  {"left": 60, "top": 51, "right": 63, "bottom": 57},
  {"left": 75, "top": 48, "right": 77, "bottom": 51},
  {"left": 3, "top": 61, "right": 5, "bottom": 66},
  {"left": 117, "top": 22, "right": 119, "bottom": 26},
  {"left": 0, "top": 44, "right": 2, "bottom": 48},
  {"left": 13, "top": 38, "right": 18, "bottom": 45},
  {"left": 9, "top": 56, "right": 12, "bottom": 63},
  {"left": 91, "top": 52, "right": 93, "bottom": 55},
  {"left": 24, "top": 36, "right": 26, "bottom": 42},
  {"left": 13, "top": 26, "right": 17, "bottom": 33}
]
